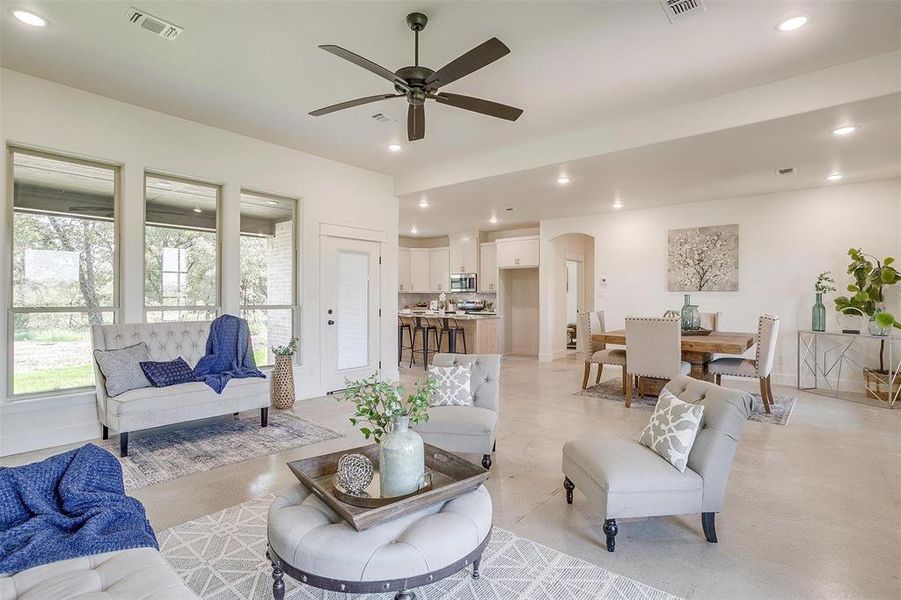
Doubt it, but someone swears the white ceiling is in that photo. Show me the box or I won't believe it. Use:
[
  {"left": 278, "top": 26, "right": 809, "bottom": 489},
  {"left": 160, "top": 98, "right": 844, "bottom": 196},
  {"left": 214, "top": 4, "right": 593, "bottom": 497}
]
[
  {"left": 2, "top": 0, "right": 900, "bottom": 179},
  {"left": 398, "top": 93, "right": 901, "bottom": 237}
]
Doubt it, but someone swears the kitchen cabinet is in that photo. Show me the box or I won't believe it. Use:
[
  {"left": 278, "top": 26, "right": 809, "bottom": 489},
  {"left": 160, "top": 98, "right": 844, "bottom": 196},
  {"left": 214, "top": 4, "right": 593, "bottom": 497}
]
[
  {"left": 449, "top": 233, "right": 479, "bottom": 274},
  {"left": 496, "top": 236, "right": 540, "bottom": 268},
  {"left": 429, "top": 247, "right": 450, "bottom": 292},
  {"left": 479, "top": 242, "right": 497, "bottom": 292},
  {"left": 410, "top": 249, "right": 430, "bottom": 292},
  {"left": 398, "top": 248, "right": 412, "bottom": 292}
]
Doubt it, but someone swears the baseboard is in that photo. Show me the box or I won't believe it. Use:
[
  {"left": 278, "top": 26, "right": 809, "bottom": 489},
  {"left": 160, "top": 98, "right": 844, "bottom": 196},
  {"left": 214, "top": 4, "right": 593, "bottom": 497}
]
[{"left": 1, "top": 421, "right": 99, "bottom": 457}]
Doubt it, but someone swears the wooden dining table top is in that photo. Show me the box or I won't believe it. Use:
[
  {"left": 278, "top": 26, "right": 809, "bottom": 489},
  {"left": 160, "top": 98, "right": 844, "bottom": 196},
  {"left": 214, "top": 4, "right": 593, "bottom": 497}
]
[{"left": 592, "top": 330, "right": 756, "bottom": 355}]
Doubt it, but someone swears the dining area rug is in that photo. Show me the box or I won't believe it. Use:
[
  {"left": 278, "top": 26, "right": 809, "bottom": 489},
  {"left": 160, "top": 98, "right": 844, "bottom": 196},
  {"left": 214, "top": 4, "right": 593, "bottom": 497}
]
[
  {"left": 158, "top": 494, "right": 681, "bottom": 600},
  {"left": 575, "top": 380, "right": 795, "bottom": 426},
  {"left": 99, "top": 411, "right": 343, "bottom": 490}
]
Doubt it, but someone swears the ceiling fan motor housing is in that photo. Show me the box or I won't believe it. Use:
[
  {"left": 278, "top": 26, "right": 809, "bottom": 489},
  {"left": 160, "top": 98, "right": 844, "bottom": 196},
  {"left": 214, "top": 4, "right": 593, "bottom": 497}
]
[{"left": 406, "top": 12, "right": 428, "bottom": 31}]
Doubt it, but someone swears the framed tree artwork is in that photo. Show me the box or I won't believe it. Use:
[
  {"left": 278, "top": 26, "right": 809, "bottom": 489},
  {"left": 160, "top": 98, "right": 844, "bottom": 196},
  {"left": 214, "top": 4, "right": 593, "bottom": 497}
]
[{"left": 667, "top": 224, "right": 739, "bottom": 291}]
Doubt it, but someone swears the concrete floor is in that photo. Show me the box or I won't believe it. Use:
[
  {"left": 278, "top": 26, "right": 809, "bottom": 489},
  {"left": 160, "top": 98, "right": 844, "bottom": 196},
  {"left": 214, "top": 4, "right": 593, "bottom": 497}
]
[{"left": 4, "top": 355, "right": 900, "bottom": 599}]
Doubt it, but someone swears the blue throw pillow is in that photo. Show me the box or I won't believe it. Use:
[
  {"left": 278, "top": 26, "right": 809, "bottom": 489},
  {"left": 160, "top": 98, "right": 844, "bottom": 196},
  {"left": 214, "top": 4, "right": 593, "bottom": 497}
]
[{"left": 140, "top": 358, "right": 197, "bottom": 387}]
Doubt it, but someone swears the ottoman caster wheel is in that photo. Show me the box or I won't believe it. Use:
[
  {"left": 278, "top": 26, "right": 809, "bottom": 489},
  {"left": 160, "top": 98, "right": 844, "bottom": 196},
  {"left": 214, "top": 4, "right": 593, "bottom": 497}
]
[{"left": 395, "top": 591, "right": 416, "bottom": 600}]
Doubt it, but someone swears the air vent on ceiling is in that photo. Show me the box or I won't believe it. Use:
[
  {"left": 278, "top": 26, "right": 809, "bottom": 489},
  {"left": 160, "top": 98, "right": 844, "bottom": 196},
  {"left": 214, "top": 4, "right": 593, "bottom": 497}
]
[
  {"left": 775, "top": 167, "right": 795, "bottom": 176},
  {"left": 659, "top": 0, "right": 707, "bottom": 23},
  {"left": 125, "top": 6, "right": 183, "bottom": 40},
  {"left": 371, "top": 112, "right": 399, "bottom": 124}
]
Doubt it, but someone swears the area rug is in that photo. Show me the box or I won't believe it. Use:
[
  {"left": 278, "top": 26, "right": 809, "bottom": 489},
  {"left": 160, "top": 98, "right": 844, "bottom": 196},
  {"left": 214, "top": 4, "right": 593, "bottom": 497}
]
[
  {"left": 159, "top": 495, "right": 680, "bottom": 600},
  {"left": 100, "top": 411, "right": 343, "bottom": 490},
  {"left": 575, "top": 380, "right": 795, "bottom": 426}
]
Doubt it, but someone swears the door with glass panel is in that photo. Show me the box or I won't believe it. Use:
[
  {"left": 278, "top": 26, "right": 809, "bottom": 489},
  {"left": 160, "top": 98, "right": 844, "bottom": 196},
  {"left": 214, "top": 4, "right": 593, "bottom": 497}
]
[{"left": 320, "top": 236, "right": 381, "bottom": 392}]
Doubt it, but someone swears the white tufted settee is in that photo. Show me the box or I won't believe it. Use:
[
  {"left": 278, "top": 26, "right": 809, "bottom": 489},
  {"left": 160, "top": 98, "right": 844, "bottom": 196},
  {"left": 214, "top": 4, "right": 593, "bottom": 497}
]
[{"left": 91, "top": 321, "right": 270, "bottom": 456}]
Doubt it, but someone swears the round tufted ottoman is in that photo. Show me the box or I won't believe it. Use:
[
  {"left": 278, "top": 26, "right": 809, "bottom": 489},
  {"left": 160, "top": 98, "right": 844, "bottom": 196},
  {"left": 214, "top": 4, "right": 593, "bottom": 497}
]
[{"left": 266, "top": 483, "right": 492, "bottom": 600}]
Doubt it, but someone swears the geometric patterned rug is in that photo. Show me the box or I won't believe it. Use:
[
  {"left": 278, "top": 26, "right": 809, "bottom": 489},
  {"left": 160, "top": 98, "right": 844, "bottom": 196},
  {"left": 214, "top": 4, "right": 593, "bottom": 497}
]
[
  {"left": 158, "top": 495, "right": 681, "bottom": 600},
  {"left": 99, "top": 411, "right": 343, "bottom": 491},
  {"left": 575, "top": 379, "right": 795, "bottom": 426}
]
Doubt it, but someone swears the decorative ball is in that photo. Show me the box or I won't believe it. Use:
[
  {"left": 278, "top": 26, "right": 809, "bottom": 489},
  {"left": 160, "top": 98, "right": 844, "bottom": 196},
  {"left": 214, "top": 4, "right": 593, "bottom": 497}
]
[{"left": 335, "top": 453, "right": 374, "bottom": 494}]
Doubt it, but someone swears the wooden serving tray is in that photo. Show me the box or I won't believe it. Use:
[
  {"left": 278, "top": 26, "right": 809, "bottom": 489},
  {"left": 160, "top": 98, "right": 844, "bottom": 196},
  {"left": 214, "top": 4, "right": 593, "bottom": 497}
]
[
  {"left": 682, "top": 328, "right": 713, "bottom": 336},
  {"left": 287, "top": 443, "right": 489, "bottom": 531}
]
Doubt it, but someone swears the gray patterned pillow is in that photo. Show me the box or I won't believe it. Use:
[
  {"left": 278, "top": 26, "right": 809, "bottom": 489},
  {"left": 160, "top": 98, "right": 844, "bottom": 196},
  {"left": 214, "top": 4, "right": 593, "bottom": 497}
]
[
  {"left": 93, "top": 342, "right": 152, "bottom": 397},
  {"left": 428, "top": 364, "right": 473, "bottom": 407},
  {"left": 639, "top": 389, "right": 705, "bottom": 472}
]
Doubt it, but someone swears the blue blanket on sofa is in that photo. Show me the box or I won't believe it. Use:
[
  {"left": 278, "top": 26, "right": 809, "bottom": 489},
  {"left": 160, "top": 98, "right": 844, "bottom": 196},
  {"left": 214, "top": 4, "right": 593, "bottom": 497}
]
[
  {"left": 0, "top": 444, "right": 158, "bottom": 576},
  {"left": 193, "top": 314, "right": 264, "bottom": 393}
]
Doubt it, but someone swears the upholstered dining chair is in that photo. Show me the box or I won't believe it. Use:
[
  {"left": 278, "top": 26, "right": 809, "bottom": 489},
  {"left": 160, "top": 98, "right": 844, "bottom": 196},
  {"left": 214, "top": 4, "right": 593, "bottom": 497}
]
[
  {"left": 562, "top": 375, "right": 754, "bottom": 551},
  {"left": 708, "top": 314, "right": 781, "bottom": 413},
  {"left": 578, "top": 311, "right": 628, "bottom": 392},
  {"left": 624, "top": 317, "right": 690, "bottom": 407},
  {"left": 414, "top": 353, "right": 502, "bottom": 469}
]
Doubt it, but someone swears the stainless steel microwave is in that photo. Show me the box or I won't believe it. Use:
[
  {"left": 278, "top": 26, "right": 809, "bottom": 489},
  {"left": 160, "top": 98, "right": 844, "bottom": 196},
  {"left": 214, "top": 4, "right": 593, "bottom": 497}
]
[{"left": 450, "top": 273, "right": 477, "bottom": 293}]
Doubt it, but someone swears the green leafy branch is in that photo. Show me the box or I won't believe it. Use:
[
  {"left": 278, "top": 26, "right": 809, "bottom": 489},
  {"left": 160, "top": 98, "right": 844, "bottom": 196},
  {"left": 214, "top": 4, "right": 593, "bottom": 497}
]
[
  {"left": 271, "top": 337, "right": 299, "bottom": 357},
  {"left": 833, "top": 249, "right": 901, "bottom": 329},
  {"left": 340, "top": 372, "right": 437, "bottom": 444}
]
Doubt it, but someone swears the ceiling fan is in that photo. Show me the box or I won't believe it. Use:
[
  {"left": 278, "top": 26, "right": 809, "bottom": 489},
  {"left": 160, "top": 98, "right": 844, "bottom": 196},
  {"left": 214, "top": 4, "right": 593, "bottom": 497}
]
[{"left": 309, "top": 12, "right": 523, "bottom": 141}]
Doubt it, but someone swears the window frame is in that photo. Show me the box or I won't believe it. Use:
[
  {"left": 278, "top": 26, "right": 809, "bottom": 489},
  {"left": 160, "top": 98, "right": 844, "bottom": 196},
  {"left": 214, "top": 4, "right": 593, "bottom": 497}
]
[
  {"left": 239, "top": 188, "right": 300, "bottom": 367},
  {"left": 6, "top": 145, "right": 123, "bottom": 400},
  {"left": 142, "top": 171, "right": 222, "bottom": 322}
]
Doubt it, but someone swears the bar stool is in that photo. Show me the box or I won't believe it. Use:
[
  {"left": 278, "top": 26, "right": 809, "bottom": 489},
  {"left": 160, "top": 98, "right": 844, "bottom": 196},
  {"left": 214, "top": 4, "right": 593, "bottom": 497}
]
[
  {"left": 439, "top": 317, "right": 468, "bottom": 354},
  {"left": 410, "top": 317, "right": 440, "bottom": 369},
  {"left": 398, "top": 316, "right": 415, "bottom": 365}
]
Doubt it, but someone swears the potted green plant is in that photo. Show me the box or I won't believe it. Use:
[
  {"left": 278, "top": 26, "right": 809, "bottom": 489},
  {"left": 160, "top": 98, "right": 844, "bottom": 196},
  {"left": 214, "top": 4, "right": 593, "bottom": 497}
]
[
  {"left": 270, "top": 337, "right": 299, "bottom": 409},
  {"left": 341, "top": 373, "right": 437, "bottom": 497}
]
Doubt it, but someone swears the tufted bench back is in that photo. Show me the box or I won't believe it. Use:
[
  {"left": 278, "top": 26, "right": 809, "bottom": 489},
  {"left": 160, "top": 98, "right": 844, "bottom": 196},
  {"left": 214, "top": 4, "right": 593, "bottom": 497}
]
[{"left": 430, "top": 354, "right": 501, "bottom": 413}]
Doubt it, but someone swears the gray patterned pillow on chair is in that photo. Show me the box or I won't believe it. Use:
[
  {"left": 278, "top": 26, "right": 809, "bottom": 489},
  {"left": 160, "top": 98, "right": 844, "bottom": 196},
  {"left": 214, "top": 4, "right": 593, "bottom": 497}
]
[
  {"left": 427, "top": 364, "right": 473, "bottom": 407},
  {"left": 639, "top": 389, "right": 705, "bottom": 472}
]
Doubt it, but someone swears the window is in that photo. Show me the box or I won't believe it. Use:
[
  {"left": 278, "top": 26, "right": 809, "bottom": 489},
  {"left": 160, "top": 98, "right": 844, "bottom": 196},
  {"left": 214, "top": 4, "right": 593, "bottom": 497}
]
[
  {"left": 144, "top": 174, "right": 220, "bottom": 322},
  {"left": 239, "top": 191, "right": 297, "bottom": 367},
  {"left": 9, "top": 149, "right": 119, "bottom": 396}
]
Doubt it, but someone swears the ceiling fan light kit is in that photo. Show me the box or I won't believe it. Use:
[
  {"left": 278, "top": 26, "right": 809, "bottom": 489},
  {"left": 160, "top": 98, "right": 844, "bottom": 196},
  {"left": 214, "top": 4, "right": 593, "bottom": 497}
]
[{"left": 310, "top": 12, "right": 523, "bottom": 141}]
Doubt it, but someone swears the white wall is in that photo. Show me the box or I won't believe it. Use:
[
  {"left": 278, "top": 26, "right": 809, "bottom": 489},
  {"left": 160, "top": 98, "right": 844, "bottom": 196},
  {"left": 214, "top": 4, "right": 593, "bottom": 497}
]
[
  {"left": 540, "top": 178, "right": 901, "bottom": 384},
  {"left": 0, "top": 69, "right": 399, "bottom": 456}
]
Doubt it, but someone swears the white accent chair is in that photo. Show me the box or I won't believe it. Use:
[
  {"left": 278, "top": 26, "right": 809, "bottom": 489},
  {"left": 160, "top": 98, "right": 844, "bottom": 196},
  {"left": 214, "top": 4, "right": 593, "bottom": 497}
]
[
  {"left": 624, "top": 317, "right": 690, "bottom": 407},
  {"left": 708, "top": 315, "right": 781, "bottom": 413},
  {"left": 91, "top": 321, "right": 271, "bottom": 457},
  {"left": 578, "top": 311, "right": 627, "bottom": 392}
]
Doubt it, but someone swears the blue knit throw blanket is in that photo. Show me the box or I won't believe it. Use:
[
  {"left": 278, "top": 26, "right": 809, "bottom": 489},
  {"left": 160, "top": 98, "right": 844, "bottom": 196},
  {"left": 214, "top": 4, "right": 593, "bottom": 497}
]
[
  {"left": 0, "top": 444, "right": 158, "bottom": 576},
  {"left": 193, "top": 314, "right": 265, "bottom": 393}
]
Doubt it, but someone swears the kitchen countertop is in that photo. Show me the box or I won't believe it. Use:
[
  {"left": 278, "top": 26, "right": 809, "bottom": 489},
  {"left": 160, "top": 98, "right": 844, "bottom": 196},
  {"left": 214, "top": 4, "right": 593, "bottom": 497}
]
[{"left": 398, "top": 310, "right": 499, "bottom": 320}]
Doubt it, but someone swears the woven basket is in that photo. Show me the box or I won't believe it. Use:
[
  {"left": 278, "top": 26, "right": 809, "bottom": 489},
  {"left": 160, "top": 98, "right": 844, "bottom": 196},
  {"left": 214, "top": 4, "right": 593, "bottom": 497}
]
[
  {"left": 863, "top": 368, "right": 901, "bottom": 403},
  {"left": 272, "top": 355, "right": 296, "bottom": 409}
]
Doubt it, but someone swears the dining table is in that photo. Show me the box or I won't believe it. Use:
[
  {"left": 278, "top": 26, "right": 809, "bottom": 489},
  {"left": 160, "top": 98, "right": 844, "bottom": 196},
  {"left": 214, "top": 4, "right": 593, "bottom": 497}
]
[{"left": 591, "top": 329, "right": 757, "bottom": 391}]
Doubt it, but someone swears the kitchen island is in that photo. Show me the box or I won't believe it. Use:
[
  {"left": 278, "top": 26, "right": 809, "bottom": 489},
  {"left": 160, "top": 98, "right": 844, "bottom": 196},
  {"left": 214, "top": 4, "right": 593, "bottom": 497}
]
[{"left": 399, "top": 310, "right": 500, "bottom": 367}]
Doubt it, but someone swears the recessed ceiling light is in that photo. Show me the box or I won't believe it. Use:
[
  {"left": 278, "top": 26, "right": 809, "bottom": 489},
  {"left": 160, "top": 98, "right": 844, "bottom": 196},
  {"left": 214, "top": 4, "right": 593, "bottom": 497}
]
[
  {"left": 831, "top": 125, "right": 858, "bottom": 136},
  {"left": 12, "top": 10, "right": 47, "bottom": 27},
  {"left": 489, "top": 215, "right": 498, "bottom": 224},
  {"left": 266, "top": 200, "right": 279, "bottom": 206},
  {"left": 556, "top": 176, "right": 570, "bottom": 185},
  {"left": 410, "top": 226, "right": 418, "bottom": 234},
  {"left": 612, "top": 200, "right": 624, "bottom": 209},
  {"left": 418, "top": 198, "right": 429, "bottom": 208},
  {"left": 777, "top": 15, "right": 809, "bottom": 32},
  {"left": 192, "top": 207, "right": 203, "bottom": 213},
  {"left": 826, "top": 173, "right": 843, "bottom": 182},
  {"left": 387, "top": 143, "right": 402, "bottom": 152}
]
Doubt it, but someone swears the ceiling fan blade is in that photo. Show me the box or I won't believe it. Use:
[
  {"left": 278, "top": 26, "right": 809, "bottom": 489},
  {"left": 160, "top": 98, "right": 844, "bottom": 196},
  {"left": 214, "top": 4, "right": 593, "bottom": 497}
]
[
  {"left": 433, "top": 92, "right": 523, "bottom": 121},
  {"left": 424, "top": 37, "right": 510, "bottom": 88},
  {"left": 408, "top": 104, "right": 425, "bottom": 141},
  {"left": 319, "top": 45, "right": 410, "bottom": 90},
  {"left": 309, "top": 93, "right": 402, "bottom": 116}
]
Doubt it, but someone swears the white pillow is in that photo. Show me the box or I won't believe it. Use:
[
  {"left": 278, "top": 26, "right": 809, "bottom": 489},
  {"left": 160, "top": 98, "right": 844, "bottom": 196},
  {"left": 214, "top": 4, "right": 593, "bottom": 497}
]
[
  {"left": 638, "top": 389, "right": 705, "bottom": 472},
  {"left": 428, "top": 364, "right": 473, "bottom": 407}
]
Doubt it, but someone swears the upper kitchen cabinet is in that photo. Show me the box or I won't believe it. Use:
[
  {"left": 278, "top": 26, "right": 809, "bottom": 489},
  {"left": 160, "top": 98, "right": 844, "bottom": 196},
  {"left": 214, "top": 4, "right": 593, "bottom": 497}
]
[
  {"left": 398, "top": 248, "right": 412, "bottom": 292},
  {"left": 410, "top": 248, "right": 431, "bottom": 292},
  {"left": 496, "top": 236, "right": 540, "bottom": 268},
  {"left": 449, "top": 233, "right": 480, "bottom": 274},
  {"left": 479, "top": 242, "right": 497, "bottom": 292},
  {"left": 429, "top": 247, "right": 450, "bottom": 292}
]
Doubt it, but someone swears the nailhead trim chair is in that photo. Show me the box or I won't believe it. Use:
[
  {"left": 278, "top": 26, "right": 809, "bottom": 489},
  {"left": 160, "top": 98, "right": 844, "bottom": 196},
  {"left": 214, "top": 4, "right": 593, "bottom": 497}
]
[
  {"left": 623, "top": 317, "right": 691, "bottom": 407},
  {"left": 562, "top": 375, "right": 753, "bottom": 551},
  {"left": 707, "top": 315, "right": 781, "bottom": 413},
  {"left": 578, "top": 311, "right": 628, "bottom": 392}
]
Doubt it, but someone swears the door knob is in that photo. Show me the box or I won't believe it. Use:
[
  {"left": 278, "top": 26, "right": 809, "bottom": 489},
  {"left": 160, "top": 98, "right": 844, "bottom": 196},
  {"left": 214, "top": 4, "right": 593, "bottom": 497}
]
[{"left": 327, "top": 319, "right": 335, "bottom": 325}]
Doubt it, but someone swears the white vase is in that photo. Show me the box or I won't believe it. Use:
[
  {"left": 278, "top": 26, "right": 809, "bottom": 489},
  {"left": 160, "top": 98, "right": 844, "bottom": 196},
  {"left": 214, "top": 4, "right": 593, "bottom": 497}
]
[{"left": 379, "top": 416, "right": 424, "bottom": 497}]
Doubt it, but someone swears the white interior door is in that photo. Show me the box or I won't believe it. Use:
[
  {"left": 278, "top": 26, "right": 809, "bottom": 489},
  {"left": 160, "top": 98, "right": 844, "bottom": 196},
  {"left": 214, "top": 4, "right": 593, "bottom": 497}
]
[{"left": 321, "top": 236, "right": 381, "bottom": 392}]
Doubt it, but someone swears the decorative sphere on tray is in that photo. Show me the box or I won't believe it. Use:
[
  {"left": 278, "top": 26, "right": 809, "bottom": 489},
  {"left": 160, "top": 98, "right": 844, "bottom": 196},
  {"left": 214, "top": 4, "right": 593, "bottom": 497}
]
[{"left": 334, "top": 453, "right": 374, "bottom": 494}]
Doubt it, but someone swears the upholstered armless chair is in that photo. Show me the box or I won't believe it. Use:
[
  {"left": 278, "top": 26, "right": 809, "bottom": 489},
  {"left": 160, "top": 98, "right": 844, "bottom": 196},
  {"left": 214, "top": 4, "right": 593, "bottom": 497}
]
[
  {"left": 624, "top": 317, "right": 690, "bottom": 407},
  {"left": 562, "top": 375, "right": 753, "bottom": 551},
  {"left": 578, "top": 311, "right": 628, "bottom": 392},
  {"left": 414, "top": 354, "right": 501, "bottom": 469},
  {"left": 708, "top": 315, "right": 780, "bottom": 413}
]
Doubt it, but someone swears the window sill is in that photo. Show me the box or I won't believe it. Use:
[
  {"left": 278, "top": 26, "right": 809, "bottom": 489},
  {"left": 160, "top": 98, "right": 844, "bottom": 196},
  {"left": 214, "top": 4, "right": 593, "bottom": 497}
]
[{"left": 2, "top": 389, "right": 97, "bottom": 413}]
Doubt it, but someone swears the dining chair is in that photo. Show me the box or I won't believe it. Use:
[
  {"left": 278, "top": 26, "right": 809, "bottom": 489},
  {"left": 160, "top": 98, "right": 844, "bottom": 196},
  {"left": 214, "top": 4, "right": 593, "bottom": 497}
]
[
  {"left": 624, "top": 317, "right": 691, "bottom": 407},
  {"left": 577, "top": 311, "right": 628, "bottom": 392},
  {"left": 707, "top": 315, "right": 781, "bottom": 413},
  {"left": 700, "top": 312, "right": 725, "bottom": 331}
]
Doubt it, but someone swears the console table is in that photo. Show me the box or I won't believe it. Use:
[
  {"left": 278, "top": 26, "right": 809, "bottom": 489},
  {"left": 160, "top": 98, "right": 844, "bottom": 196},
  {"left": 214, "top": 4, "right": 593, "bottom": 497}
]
[{"left": 797, "top": 330, "right": 900, "bottom": 408}]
